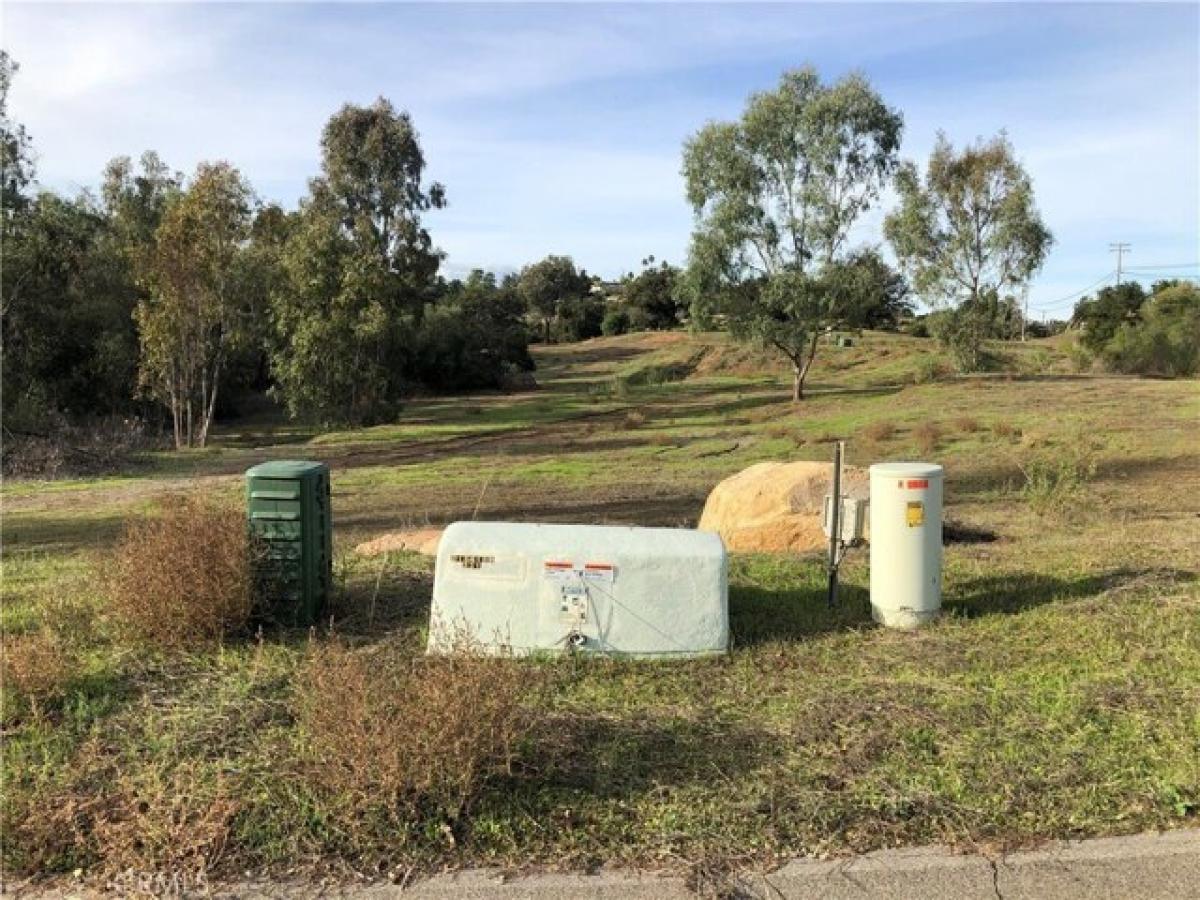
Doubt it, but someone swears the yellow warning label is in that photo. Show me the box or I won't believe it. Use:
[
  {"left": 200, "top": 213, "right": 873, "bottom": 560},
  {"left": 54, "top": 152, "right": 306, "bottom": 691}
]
[{"left": 906, "top": 501, "right": 925, "bottom": 527}]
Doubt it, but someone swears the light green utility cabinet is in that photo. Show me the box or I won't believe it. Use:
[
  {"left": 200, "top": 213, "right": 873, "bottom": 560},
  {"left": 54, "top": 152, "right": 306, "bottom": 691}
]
[{"left": 245, "top": 460, "right": 332, "bottom": 626}]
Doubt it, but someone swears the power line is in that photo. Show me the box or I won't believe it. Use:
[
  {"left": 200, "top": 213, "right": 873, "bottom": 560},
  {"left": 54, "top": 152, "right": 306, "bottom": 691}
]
[
  {"left": 1026, "top": 263, "right": 1197, "bottom": 316},
  {"left": 1124, "top": 262, "right": 1199, "bottom": 270},
  {"left": 1026, "top": 271, "right": 1116, "bottom": 313},
  {"left": 1118, "top": 271, "right": 1200, "bottom": 279}
]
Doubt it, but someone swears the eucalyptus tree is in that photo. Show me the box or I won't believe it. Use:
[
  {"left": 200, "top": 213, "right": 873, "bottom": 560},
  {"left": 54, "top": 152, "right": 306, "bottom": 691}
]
[
  {"left": 884, "top": 133, "right": 1053, "bottom": 368},
  {"left": 0, "top": 50, "right": 33, "bottom": 223},
  {"left": 270, "top": 98, "right": 446, "bottom": 423},
  {"left": 682, "top": 66, "right": 903, "bottom": 401},
  {"left": 135, "top": 162, "right": 258, "bottom": 447}
]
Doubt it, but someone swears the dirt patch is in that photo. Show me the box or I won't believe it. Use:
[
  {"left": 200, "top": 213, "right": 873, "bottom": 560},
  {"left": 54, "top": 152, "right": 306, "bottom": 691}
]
[{"left": 355, "top": 528, "right": 443, "bottom": 557}]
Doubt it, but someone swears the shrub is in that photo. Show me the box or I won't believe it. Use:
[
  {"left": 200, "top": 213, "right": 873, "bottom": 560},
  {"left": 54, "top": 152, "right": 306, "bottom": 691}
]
[
  {"left": 1066, "top": 338, "right": 1094, "bottom": 374},
  {"left": 1, "top": 630, "right": 75, "bottom": 722},
  {"left": 412, "top": 299, "right": 534, "bottom": 393},
  {"left": 293, "top": 639, "right": 532, "bottom": 836},
  {"left": 105, "top": 495, "right": 257, "bottom": 648},
  {"left": 601, "top": 307, "right": 630, "bottom": 336},
  {"left": 1102, "top": 284, "right": 1200, "bottom": 377},
  {"left": 911, "top": 354, "right": 949, "bottom": 385},
  {"left": 953, "top": 416, "right": 981, "bottom": 433},
  {"left": 861, "top": 420, "right": 897, "bottom": 443},
  {"left": 913, "top": 422, "right": 941, "bottom": 455},
  {"left": 904, "top": 317, "right": 931, "bottom": 338},
  {"left": 1022, "top": 348, "right": 1053, "bottom": 376},
  {"left": 1073, "top": 282, "right": 1148, "bottom": 354},
  {"left": 557, "top": 294, "right": 605, "bottom": 342},
  {"left": 935, "top": 318, "right": 984, "bottom": 371},
  {"left": 624, "top": 409, "right": 647, "bottom": 429}
]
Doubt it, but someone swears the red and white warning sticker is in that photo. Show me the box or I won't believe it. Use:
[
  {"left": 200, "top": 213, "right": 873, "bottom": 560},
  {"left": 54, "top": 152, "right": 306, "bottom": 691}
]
[
  {"left": 543, "top": 560, "right": 575, "bottom": 581},
  {"left": 543, "top": 560, "right": 617, "bottom": 584},
  {"left": 582, "top": 562, "right": 616, "bottom": 584}
]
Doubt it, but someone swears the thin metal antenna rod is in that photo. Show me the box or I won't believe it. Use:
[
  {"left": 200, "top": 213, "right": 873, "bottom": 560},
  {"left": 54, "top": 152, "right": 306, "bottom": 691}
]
[{"left": 827, "top": 440, "right": 843, "bottom": 608}]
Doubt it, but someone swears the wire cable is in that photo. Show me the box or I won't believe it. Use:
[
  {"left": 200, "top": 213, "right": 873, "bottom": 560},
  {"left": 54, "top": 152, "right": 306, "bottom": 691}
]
[
  {"left": 1123, "top": 263, "right": 1199, "bottom": 270},
  {"left": 1027, "top": 271, "right": 1116, "bottom": 313}
]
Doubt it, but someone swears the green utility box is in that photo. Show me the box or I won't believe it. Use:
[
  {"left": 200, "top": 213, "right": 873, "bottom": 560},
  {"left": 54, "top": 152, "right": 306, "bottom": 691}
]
[{"left": 245, "top": 460, "right": 332, "bottom": 626}]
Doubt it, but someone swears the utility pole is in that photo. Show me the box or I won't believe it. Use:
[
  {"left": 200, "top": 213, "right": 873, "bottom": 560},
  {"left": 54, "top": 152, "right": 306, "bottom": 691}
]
[
  {"left": 1021, "top": 287, "right": 1029, "bottom": 341},
  {"left": 1109, "top": 242, "right": 1131, "bottom": 285}
]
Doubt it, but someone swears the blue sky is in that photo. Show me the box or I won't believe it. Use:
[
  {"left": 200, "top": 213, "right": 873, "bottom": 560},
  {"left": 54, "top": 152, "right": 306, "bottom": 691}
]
[{"left": 5, "top": 2, "right": 1198, "bottom": 316}]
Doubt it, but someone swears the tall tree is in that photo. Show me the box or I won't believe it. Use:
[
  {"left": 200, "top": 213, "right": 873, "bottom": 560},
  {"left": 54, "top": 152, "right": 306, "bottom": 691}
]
[
  {"left": 0, "top": 51, "right": 32, "bottom": 225},
  {"left": 884, "top": 133, "right": 1053, "bottom": 318},
  {"left": 621, "top": 257, "right": 684, "bottom": 331},
  {"left": 135, "top": 162, "right": 258, "bottom": 447},
  {"left": 682, "top": 66, "right": 903, "bottom": 400},
  {"left": 101, "top": 152, "right": 183, "bottom": 251},
  {"left": 270, "top": 98, "right": 446, "bottom": 423},
  {"left": 2, "top": 51, "right": 40, "bottom": 421},
  {"left": 517, "top": 255, "right": 590, "bottom": 342}
]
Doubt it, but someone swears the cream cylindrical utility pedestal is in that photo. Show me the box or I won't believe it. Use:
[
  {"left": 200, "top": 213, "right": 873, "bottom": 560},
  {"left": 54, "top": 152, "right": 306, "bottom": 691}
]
[{"left": 869, "top": 462, "right": 943, "bottom": 628}]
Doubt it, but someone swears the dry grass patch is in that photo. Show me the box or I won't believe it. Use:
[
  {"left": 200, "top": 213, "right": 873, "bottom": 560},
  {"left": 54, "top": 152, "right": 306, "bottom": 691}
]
[
  {"left": 646, "top": 431, "right": 678, "bottom": 448},
  {"left": 953, "top": 416, "right": 982, "bottom": 433},
  {"left": 104, "top": 494, "right": 257, "bottom": 648},
  {"left": 913, "top": 421, "right": 942, "bottom": 455},
  {"left": 7, "top": 737, "right": 240, "bottom": 879},
  {"left": 1, "top": 630, "right": 76, "bottom": 722},
  {"left": 294, "top": 638, "right": 536, "bottom": 840},
  {"left": 860, "top": 420, "right": 897, "bottom": 443},
  {"left": 991, "top": 421, "right": 1021, "bottom": 440},
  {"left": 624, "top": 409, "right": 647, "bottom": 429}
]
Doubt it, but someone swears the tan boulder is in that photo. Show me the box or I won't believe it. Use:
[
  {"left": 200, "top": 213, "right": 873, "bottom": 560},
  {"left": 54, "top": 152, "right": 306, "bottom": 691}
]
[
  {"left": 698, "top": 460, "right": 868, "bottom": 553},
  {"left": 355, "top": 528, "right": 443, "bottom": 557}
]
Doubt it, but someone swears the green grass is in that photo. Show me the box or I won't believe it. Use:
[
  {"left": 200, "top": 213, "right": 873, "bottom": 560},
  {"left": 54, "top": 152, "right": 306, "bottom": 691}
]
[{"left": 2, "top": 329, "right": 1198, "bottom": 885}]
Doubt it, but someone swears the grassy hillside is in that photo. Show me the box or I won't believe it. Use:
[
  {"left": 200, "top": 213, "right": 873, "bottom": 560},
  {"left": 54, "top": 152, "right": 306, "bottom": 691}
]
[{"left": 3, "top": 330, "right": 1198, "bottom": 888}]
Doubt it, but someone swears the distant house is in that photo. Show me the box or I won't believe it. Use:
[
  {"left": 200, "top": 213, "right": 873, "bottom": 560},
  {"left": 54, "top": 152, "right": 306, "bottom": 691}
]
[{"left": 589, "top": 280, "right": 623, "bottom": 301}]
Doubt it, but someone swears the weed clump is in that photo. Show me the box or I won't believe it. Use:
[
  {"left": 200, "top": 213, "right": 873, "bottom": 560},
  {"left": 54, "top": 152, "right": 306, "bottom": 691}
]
[
  {"left": 991, "top": 421, "right": 1021, "bottom": 440},
  {"left": 1, "top": 630, "right": 75, "bottom": 722},
  {"left": 293, "top": 639, "right": 534, "bottom": 845},
  {"left": 911, "top": 355, "right": 950, "bottom": 385},
  {"left": 953, "top": 416, "right": 981, "bottom": 433},
  {"left": 5, "top": 740, "right": 240, "bottom": 879},
  {"left": 105, "top": 494, "right": 257, "bottom": 648},
  {"left": 913, "top": 422, "right": 942, "bottom": 455},
  {"left": 1019, "top": 443, "right": 1099, "bottom": 517},
  {"left": 861, "top": 420, "right": 897, "bottom": 443}
]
